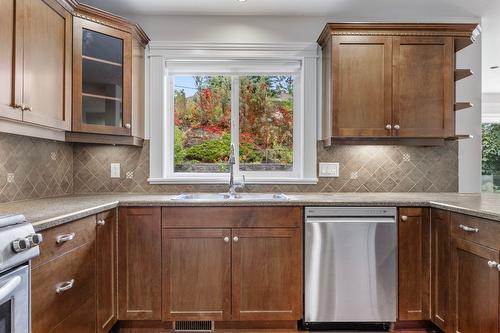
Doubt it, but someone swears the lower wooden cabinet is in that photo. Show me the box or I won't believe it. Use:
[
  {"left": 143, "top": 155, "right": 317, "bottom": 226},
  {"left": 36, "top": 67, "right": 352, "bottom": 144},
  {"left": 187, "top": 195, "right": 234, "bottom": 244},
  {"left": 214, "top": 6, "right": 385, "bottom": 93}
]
[
  {"left": 231, "top": 228, "right": 301, "bottom": 320},
  {"left": 450, "top": 237, "right": 499, "bottom": 333},
  {"left": 397, "top": 208, "right": 430, "bottom": 321},
  {"left": 51, "top": 296, "right": 96, "bottom": 333},
  {"left": 162, "top": 229, "right": 232, "bottom": 321},
  {"left": 162, "top": 207, "right": 303, "bottom": 322},
  {"left": 118, "top": 207, "right": 162, "bottom": 320},
  {"left": 430, "top": 209, "right": 451, "bottom": 331},
  {"left": 96, "top": 209, "right": 118, "bottom": 333}
]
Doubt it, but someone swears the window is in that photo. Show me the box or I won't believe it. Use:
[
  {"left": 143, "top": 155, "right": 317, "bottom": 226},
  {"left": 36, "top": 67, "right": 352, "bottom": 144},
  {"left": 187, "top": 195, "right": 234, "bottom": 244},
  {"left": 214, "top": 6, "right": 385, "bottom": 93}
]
[
  {"left": 481, "top": 93, "right": 500, "bottom": 192},
  {"left": 147, "top": 43, "right": 318, "bottom": 184}
]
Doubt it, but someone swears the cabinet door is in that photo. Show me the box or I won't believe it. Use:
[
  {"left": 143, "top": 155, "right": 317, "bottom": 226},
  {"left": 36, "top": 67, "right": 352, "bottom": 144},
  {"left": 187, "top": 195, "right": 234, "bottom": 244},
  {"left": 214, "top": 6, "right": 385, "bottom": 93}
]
[
  {"left": 162, "top": 229, "right": 232, "bottom": 321},
  {"left": 332, "top": 36, "right": 392, "bottom": 137},
  {"left": 232, "top": 228, "right": 302, "bottom": 320},
  {"left": 393, "top": 36, "right": 454, "bottom": 137},
  {"left": 73, "top": 17, "right": 132, "bottom": 136},
  {"left": 430, "top": 209, "right": 451, "bottom": 331},
  {"left": 0, "top": 0, "right": 21, "bottom": 121},
  {"left": 450, "top": 238, "right": 499, "bottom": 333},
  {"left": 19, "top": 0, "right": 71, "bottom": 130},
  {"left": 96, "top": 209, "right": 117, "bottom": 332},
  {"left": 51, "top": 296, "right": 96, "bottom": 333},
  {"left": 398, "top": 208, "right": 430, "bottom": 320},
  {"left": 118, "top": 207, "right": 161, "bottom": 320}
]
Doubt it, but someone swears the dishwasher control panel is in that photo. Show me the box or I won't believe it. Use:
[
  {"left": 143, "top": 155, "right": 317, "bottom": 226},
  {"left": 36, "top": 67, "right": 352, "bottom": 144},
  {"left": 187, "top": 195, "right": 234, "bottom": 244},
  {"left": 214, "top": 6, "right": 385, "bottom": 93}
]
[{"left": 305, "top": 207, "right": 397, "bottom": 217}]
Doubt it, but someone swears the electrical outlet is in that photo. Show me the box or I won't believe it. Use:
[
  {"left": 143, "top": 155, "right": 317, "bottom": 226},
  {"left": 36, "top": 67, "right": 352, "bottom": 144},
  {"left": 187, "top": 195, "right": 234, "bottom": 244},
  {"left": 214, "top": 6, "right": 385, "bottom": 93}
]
[
  {"left": 110, "top": 163, "right": 121, "bottom": 178},
  {"left": 319, "top": 162, "right": 339, "bottom": 177}
]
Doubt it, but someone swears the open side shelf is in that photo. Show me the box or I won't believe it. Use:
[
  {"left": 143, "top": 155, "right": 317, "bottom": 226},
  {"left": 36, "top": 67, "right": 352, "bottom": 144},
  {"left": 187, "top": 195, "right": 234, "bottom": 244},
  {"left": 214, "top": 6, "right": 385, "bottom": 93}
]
[
  {"left": 65, "top": 132, "right": 144, "bottom": 146},
  {"left": 455, "top": 69, "right": 473, "bottom": 81},
  {"left": 454, "top": 102, "right": 473, "bottom": 111},
  {"left": 445, "top": 134, "right": 473, "bottom": 140},
  {"left": 454, "top": 37, "right": 473, "bottom": 52}
]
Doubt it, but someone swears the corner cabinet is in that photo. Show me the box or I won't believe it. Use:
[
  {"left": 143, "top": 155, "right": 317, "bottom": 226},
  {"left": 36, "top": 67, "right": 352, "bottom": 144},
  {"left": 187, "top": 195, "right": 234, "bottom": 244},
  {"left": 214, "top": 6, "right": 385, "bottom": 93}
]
[
  {"left": 318, "top": 23, "right": 479, "bottom": 144},
  {"left": 66, "top": 5, "right": 149, "bottom": 146}
]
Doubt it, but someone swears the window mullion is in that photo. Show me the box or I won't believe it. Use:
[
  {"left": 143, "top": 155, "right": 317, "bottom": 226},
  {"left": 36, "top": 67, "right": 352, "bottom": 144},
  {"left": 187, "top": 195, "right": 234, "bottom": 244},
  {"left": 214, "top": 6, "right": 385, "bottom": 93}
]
[{"left": 231, "top": 75, "right": 240, "bottom": 177}]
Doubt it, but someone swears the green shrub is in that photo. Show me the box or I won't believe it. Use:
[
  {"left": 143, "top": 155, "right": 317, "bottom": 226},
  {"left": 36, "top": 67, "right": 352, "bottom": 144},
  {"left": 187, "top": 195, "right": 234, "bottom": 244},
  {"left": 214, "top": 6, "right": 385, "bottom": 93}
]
[
  {"left": 185, "top": 134, "right": 231, "bottom": 163},
  {"left": 174, "top": 127, "right": 186, "bottom": 165}
]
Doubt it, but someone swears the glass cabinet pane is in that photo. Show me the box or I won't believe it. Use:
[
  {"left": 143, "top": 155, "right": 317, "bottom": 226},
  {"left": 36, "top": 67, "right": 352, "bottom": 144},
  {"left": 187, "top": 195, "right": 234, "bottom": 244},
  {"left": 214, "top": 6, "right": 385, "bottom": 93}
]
[{"left": 81, "top": 29, "right": 124, "bottom": 127}]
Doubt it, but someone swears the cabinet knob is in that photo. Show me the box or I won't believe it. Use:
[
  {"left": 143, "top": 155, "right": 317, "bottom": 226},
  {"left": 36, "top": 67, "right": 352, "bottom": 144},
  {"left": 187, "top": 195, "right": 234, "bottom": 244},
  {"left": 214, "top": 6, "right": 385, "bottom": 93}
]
[
  {"left": 233, "top": 236, "right": 239, "bottom": 242},
  {"left": 394, "top": 124, "right": 400, "bottom": 130},
  {"left": 488, "top": 260, "right": 498, "bottom": 268},
  {"left": 385, "top": 124, "right": 392, "bottom": 130},
  {"left": 497, "top": 264, "right": 500, "bottom": 272},
  {"left": 223, "top": 236, "right": 230, "bottom": 243},
  {"left": 400, "top": 215, "right": 408, "bottom": 222},
  {"left": 22, "top": 105, "right": 32, "bottom": 112},
  {"left": 124, "top": 123, "right": 131, "bottom": 129},
  {"left": 96, "top": 219, "right": 106, "bottom": 226}
]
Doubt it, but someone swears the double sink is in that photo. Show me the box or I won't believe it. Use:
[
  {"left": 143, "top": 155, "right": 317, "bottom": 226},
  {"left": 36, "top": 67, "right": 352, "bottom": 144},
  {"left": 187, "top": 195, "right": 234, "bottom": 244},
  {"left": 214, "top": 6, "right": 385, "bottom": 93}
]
[{"left": 172, "top": 193, "right": 290, "bottom": 201}]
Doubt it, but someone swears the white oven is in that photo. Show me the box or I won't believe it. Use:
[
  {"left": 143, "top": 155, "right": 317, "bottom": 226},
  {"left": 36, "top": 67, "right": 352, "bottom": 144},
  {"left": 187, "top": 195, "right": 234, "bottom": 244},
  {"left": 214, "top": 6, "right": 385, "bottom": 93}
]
[
  {"left": 0, "top": 214, "right": 42, "bottom": 333},
  {"left": 0, "top": 264, "right": 30, "bottom": 333}
]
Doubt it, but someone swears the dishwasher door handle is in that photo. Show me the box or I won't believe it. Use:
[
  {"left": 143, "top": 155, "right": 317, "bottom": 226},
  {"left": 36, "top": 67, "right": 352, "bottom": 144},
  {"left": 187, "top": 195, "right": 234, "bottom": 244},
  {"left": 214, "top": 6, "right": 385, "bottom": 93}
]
[{"left": 305, "top": 217, "right": 396, "bottom": 224}]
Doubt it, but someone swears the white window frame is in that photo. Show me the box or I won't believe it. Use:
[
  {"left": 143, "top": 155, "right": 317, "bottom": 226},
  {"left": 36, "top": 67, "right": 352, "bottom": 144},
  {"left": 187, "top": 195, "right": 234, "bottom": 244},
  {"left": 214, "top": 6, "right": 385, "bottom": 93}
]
[{"left": 147, "top": 42, "right": 319, "bottom": 185}]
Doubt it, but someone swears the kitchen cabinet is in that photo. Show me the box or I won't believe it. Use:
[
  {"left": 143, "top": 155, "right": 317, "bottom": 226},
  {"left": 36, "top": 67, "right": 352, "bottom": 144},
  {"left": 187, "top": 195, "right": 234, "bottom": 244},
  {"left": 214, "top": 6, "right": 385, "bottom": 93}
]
[
  {"left": 318, "top": 23, "right": 479, "bottom": 144},
  {"left": 430, "top": 209, "right": 451, "bottom": 331},
  {"left": 397, "top": 208, "right": 430, "bottom": 321},
  {"left": 232, "top": 228, "right": 301, "bottom": 320},
  {"left": 330, "top": 36, "right": 392, "bottom": 137},
  {"left": 68, "top": 5, "right": 149, "bottom": 146},
  {"left": 0, "top": 0, "right": 71, "bottom": 130},
  {"left": 162, "top": 207, "right": 303, "bottom": 322},
  {"left": 96, "top": 209, "right": 118, "bottom": 333},
  {"left": 118, "top": 207, "right": 162, "bottom": 320},
  {"left": 450, "top": 238, "right": 499, "bottom": 333},
  {"left": 162, "top": 229, "right": 232, "bottom": 321},
  {"left": 393, "top": 37, "right": 454, "bottom": 138}
]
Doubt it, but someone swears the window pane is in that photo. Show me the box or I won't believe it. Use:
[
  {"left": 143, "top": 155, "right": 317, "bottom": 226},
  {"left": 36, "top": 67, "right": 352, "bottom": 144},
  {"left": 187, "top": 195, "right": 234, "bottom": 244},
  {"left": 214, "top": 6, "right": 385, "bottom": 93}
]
[
  {"left": 174, "top": 76, "right": 232, "bottom": 173},
  {"left": 239, "top": 76, "right": 294, "bottom": 172},
  {"left": 482, "top": 123, "right": 500, "bottom": 192}
]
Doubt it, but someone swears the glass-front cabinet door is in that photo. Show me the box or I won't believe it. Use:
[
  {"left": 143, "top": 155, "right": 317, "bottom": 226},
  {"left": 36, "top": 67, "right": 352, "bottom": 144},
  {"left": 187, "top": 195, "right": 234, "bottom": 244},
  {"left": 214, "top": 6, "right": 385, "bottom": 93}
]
[{"left": 73, "top": 17, "right": 132, "bottom": 135}]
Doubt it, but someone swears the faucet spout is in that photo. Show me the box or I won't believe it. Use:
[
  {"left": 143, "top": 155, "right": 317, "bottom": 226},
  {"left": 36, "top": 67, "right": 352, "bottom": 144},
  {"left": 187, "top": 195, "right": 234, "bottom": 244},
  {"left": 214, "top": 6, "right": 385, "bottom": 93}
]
[{"left": 228, "top": 143, "right": 245, "bottom": 196}]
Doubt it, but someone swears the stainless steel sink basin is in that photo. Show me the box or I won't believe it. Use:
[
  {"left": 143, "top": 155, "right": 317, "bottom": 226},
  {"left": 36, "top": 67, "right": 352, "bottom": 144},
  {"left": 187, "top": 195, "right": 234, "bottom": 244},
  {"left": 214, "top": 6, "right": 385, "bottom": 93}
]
[{"left": 172, "top": 193, "right": 290, "bottom": 201}]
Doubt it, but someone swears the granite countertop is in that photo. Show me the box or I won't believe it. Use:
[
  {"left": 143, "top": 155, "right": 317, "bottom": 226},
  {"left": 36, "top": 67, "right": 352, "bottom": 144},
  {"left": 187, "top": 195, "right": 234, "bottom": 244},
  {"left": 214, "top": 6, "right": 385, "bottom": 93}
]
[{"left": 1, "top": 193, "right": 500, "bottom": 231}]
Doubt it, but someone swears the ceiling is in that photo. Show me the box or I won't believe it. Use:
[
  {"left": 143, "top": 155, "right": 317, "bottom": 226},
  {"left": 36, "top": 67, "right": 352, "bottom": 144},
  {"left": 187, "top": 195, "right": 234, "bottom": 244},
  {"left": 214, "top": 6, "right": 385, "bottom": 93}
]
[{"left": 80, "top": 0, "right": 492, "bottom": 17}]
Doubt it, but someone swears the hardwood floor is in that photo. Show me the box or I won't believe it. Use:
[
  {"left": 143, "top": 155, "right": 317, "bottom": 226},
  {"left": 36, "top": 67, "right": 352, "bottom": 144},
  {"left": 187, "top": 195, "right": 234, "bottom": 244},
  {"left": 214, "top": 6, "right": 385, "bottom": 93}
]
[{"left": 119, "top": 328, "right": 440, "bottom": 333}]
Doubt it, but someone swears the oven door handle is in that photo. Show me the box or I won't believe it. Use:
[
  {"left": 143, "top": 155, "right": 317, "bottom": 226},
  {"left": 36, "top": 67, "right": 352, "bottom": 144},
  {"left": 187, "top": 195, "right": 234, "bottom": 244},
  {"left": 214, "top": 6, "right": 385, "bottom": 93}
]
[{"left": 0, "top": 276, "right": 21, "bottom": 303}]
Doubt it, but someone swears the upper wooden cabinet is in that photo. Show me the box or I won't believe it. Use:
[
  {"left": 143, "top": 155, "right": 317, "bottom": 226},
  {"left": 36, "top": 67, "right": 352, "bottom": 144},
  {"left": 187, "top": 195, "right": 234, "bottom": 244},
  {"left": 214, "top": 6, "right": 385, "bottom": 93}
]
[
  {"left": 68, "top": 4, "right": 149, "bottom": 145},
  {"left": 319, "top": 23, "right": 479, "bottom": 144},
  {"left": 0, "top": 0, "right": 72, "bottom": 130}
]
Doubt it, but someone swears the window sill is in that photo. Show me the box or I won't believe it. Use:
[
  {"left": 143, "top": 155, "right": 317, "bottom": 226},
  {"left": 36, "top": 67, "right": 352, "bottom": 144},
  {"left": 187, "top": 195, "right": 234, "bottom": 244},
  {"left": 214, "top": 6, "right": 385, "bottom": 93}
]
[{"left": 147, "top": 177, "right": 318, "bottom": 185}]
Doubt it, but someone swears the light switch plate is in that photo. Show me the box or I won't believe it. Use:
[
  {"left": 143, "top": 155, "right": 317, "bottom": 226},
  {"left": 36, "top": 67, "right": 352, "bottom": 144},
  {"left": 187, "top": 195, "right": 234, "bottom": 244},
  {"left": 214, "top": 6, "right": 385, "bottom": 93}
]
[
  {"left": 319, "top": 162, "right": 339, "bottom": 177},
  {"left": 110, "top": 163, "right": 121, "bottom": 178}
]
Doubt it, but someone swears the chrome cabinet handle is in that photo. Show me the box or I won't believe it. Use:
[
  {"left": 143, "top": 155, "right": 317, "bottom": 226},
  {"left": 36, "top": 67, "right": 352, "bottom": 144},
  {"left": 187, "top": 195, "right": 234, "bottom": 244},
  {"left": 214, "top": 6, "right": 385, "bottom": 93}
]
[
  {"left": 488, "top": 261, "right": 498, "bottom": 268},
  {"left": 459, "top": 224, "right": 479, "bottom": 233},
  {"left": 233, "top": 236, "right": 239, "bottom": 242},
  {"left": 96, "top": 219, "right": 106, "bottom": 226},
  {"left": 56, "top": 233, "right": 75, "bottom": 244},
  {"left": 22, "top": 105, "right": 32, "bottom": 112},
  {"left": 385, "top": 124, "right": 392, "bottom": 130},
  {"left": 400, "top": 215, "right": 408, "bottom": 222},
  {"left": 497, "top": 264, "right": 500, "bottom": 272},
  {"left": 12, "top": 104, "right": 24, "bottom": 110},
  {"left": 223, "top": 237, "right": 230, "bottom": 243},
  {"left": 56, "top": 279, "right": 75, "bottom": 294},
  {"left": 124, "top": 123, "right": 131, "bottom": 129},
  {"left": 394, "top": 124, "right": 400, "bottom": 130}
]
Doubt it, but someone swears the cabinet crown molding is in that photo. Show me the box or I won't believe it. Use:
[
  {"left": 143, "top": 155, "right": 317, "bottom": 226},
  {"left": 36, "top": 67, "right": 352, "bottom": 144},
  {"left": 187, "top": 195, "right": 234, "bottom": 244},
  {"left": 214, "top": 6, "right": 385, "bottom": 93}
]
[{"left": 317, "top": 22, "right": 480, "bottom": 46}]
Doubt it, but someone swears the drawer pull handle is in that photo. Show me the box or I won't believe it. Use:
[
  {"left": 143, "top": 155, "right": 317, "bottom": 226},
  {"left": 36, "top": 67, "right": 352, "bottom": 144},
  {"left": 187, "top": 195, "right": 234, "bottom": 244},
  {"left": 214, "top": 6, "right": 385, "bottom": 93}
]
[
  {"left": 488, "top": 261, "right": 498, "bottom": 268},
  {"left": 56, "top": 233, "right": 75, "bottom": 244},
  {"left": 459, "top": 224, "right": 479, "bottom": 233},
  {"left": 56, "top": 279, "right": 75, "bottom": 294}
]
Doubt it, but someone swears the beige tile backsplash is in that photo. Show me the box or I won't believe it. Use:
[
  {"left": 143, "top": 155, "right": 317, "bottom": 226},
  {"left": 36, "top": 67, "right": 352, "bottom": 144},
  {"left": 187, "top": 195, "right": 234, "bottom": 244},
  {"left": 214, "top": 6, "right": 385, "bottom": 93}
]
[
  {"left": 0, "top": 133, "right": 73, "bottom": 203},
  {"left": 0, "top": 132, "right": 458, "bottom": 203},
  {"left": 72, "top": 140, "right": 458, "bottom": 195}
]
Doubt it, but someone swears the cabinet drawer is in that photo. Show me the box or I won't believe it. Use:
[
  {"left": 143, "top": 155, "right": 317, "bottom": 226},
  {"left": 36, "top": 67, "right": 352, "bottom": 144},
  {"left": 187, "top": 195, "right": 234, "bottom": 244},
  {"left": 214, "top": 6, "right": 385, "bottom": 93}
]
[
  {"left": 32, "top": 215, "right": 96, "bottom": 268},
  {"left": 50, "top": 296, "right": 96, "bottom": 333},
  {"left": 451, "top": 213, "right": 500, "bottom": 250},
  {"left": 31, "top": 242, "right": 96, "bottom": 333},
  {"left": 162, "top": 207, "right": 302, "bottom": 228}
]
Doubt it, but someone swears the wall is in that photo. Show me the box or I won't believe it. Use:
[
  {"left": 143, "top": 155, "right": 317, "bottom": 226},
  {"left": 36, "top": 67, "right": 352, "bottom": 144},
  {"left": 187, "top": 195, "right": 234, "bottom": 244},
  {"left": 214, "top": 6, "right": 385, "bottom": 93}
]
[
  {"left": 0, "top": 133, "right": 73, "bottom": 203},
  {"left": 73, "top": 141, "right": 458, "bottom": 194}
]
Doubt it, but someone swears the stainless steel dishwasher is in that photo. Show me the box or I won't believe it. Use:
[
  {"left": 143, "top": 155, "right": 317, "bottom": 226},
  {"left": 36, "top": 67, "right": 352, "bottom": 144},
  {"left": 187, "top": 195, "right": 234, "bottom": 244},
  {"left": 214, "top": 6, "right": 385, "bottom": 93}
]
[{"left": 304, "top": 207, "right": 397, "bottom": 330}]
